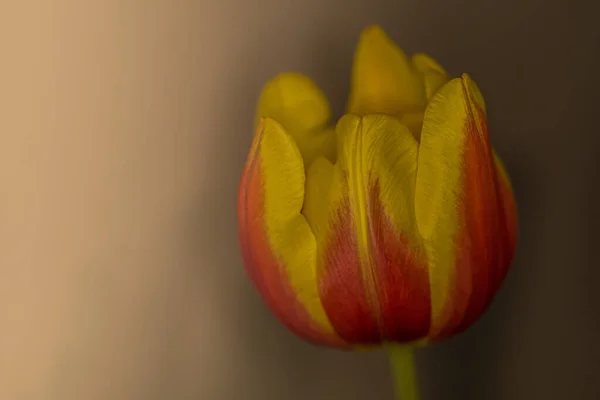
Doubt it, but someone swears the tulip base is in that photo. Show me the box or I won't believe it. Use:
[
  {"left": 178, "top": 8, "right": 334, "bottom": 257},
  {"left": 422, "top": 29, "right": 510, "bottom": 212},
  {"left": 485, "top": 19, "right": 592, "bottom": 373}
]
[{"left": 388, "top": 345, "right": 419, "bottom": 400}]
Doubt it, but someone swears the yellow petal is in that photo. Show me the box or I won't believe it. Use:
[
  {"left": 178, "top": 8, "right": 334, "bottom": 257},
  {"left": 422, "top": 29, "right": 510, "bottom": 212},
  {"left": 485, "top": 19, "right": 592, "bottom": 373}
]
[
  {"left": 411, "top": 53, "right": 449, "bottom": 100},
  {"left": 348, "top": 25, "right": 426, "bottom": 116},
  {"left": 255, "top": 73, "right": 334, "bottom": 169}
]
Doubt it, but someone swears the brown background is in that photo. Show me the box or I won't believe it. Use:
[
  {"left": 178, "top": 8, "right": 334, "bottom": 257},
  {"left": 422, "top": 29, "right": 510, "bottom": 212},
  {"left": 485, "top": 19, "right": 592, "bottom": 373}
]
[{"left": 1, "top": 1, "right": 599, "bottom": 399}]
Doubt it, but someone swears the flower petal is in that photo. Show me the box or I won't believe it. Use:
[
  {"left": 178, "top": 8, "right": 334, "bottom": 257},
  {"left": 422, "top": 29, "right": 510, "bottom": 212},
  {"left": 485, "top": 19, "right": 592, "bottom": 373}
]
[
  {"left": 411, "top": 53, "right": 449, "bottom": 100},
  {"left": 348, "top": 25, "right": 426, "bottom": 116},
  {"left": 314, "top": 114, "right": 431, "bottom": 344},
  {"left": 238, "top": 117, "right": 345, "bottom": 347},
  {"left": 255, "top": 73, "right": 334, "bottom": 169},
  {"left": 400, "top": 111, "right": 425, "bottom": 141},
  {"left": 414, "top": 75, "right": 517, "bottom": 339}
]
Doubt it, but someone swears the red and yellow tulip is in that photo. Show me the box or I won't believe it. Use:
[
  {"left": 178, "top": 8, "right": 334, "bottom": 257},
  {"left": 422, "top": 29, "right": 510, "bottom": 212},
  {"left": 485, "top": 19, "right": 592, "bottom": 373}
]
[{"left": 238, "top": 25, "right": 518, "bottom": 350}]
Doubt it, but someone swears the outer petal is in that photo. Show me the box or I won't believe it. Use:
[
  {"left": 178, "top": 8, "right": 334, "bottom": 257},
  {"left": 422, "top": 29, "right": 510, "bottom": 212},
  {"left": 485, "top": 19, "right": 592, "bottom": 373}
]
[
  {"left": 255, "top": 73, "right": 335, "bottom": 169},
  {"left": 310, "top": 114, "right": 431, "bottom": 345},
  {"left": 238, "top": 117, "right": 345, "bottom": 347},
  {"left": 348, "top": 25, "right": 426, "bottom": 116},
  {"left": 414, "top": 74, "right": 518, "bottom": 339}
]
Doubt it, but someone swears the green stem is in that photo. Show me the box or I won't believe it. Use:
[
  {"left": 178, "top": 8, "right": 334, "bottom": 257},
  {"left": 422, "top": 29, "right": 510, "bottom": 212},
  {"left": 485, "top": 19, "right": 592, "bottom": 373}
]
[{"left": 388, "top": 345, "right": 419, "bottom": 400}]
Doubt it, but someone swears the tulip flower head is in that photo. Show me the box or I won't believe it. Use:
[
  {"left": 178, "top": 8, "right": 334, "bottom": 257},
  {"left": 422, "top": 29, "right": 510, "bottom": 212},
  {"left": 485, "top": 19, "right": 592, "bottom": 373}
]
[{"left": 238, "top": 25, "right": 518, "bottom": 350}]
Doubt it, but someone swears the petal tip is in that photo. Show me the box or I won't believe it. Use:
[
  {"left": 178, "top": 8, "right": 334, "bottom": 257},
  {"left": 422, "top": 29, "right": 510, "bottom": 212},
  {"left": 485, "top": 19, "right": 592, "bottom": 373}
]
[
  {"left": 360, "top": 24, "right": 387, "bottom": 40},
  {"left": 257, "top": 72, "right": 331, "bottom": 133},
  {"left": 430, "top": 74, "right": 486, "bottom": 117},
  {"left": 459, "top": 73, "right": 486, "bottom": 114},
  {"left": 356, "top": 25, "right": 402, "bottom": 57},
  {"left": 266, "top": 72, "right": 319, "bottom": 92},
  {"left": 251, "top": 117, "right": 293, "bottom": 156},
  {"left": 255, "top": 115, "right": 277, "bottom": 134},
  {"left": 412, "top": 53, "right": 446, "bottom": 75},
  {"left": 460, "top": 72, "right": 472, "bottom": 82},
  {"left": 350, "top": 25, "right": 425, "bottom": 115},
  {"left": 337, "top": 112, "right": 363, "bottom": 128}
]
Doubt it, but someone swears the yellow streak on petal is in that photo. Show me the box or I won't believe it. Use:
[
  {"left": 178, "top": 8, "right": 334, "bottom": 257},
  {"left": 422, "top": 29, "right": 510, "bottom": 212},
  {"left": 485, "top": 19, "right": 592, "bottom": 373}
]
[
  {"left": 348, "top": 25, "right": 426, "bottom": 116},
  {"left": 335, "top": 116, "right": 378, "bottom": 311},
  {"left": 414, "top": 75, "right": 483, "bottom": 335},
  {"left": 258, "top": 118, "right": 337, "bottom": 336}
]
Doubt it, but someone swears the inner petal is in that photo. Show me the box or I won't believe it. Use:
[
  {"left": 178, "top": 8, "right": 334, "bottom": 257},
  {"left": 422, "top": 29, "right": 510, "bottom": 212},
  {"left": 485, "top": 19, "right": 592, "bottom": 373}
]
[
  {"left": 255, "top": 73, "right": 335, "bottom": 170},
  {"left": 303, "top": 156, "right": 335, "bottom": 236},
  {"left": 401, "top": 111, "right": 425, "bottom": 141},
  {"left": 295, "top": 127, "right": 337, "bottom": 171}
]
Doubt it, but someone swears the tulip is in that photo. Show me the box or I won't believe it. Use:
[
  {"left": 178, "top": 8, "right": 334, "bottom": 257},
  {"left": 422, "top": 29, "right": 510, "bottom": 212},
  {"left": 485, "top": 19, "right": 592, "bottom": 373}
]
[{"left": 238, "top": 24, "right": 518, "bottom": 399}]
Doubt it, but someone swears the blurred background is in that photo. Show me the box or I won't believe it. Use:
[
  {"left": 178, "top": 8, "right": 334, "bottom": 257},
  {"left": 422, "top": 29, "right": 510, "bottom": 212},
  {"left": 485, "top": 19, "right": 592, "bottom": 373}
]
[{"left": 1, "top": 0, "right": 599, "bottom": 399}]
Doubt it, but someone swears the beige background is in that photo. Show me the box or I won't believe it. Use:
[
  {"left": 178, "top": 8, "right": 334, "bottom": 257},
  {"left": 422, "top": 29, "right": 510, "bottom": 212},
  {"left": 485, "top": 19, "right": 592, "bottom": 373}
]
[{"left": 1, "top": 1, "right": 599, "bottom": 399}]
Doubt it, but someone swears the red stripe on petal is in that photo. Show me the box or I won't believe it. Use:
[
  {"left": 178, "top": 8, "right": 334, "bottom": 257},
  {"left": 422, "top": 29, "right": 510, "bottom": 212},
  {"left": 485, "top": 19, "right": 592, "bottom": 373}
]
[
  {"left": 456, "top": 113, "right": 499, "bottom": 333},
  {"left": 318, "top": 199, "right": 381, "bottom": 345},
  {"left": 238, "top": 145, "right": 346, "bottom": 348},
  {"left": 439, "top": 105, "right": 517, "bottom": 338},
  {"left": 368, "top": 181, "right": 431, "bottom": 342},
  {"left": 459, "top": 107, "right": 517, "bottom": 332}
]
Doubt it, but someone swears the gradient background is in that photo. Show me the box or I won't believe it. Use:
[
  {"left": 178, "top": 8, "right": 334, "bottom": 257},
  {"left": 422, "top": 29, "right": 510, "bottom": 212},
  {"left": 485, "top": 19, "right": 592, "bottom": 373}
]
[{"left": 1, "top": 1, "right": 599, "bottom": 399}]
